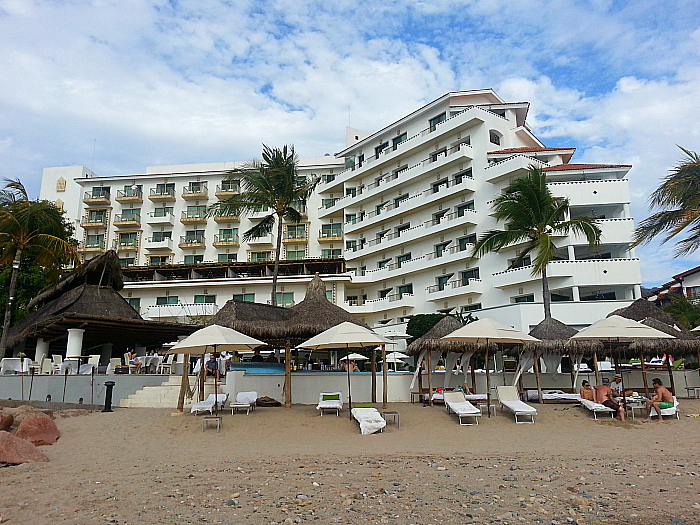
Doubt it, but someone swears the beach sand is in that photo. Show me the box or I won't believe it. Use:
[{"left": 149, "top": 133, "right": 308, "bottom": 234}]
[{"left": 1, "top": 400, "right": 699, "bottom": 525}]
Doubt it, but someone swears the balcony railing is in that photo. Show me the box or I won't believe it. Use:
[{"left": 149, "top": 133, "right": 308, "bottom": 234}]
[
  {"left": 213, "top": 234, "right": 240, "bottom": 245},
  {"left": 283, "top": 231, "right": 308, "bottom": 241},
  {"left": 149, "top": 187, "right": 176, "bottom": 200},
  {"left": 116, "top": 188, "right": 143, "bottom": 202},
  {"left": 147, "top": 211, "right": 174, "bottom": 225},
  {"left": 83, "top": 190, "right": 111, "bottom": 204},
  {"left": 215, "top": 183, "right": 240, "bottom": 196},
  {"left": 78, "top": 240, "right": 105, "bottom": 251},
  {"left": 113, "top": 213, "right": 141, "bottom": 226},
  {"left": 427, "top": 278, "right": 481, "bottom": 294},
  {"left": 113, "top": 238, "right": 138, "bottom": 249},
  {"left": 319, "top": 229, "right": 343, "bottom": 239},
  {"left": 144, "top": 237, "right": 173, "bottom": 250},
  {"left": 181, "top": 211, "right": 207, "bottom": 221},
  {"left": 179, "top": 235, "right": 205, "bottom": 246},
  {"left": 80, "top": 215, "right": 108, "bottom": 228},
  {"left": 182, "top": 184, "right": 208, "bottom": 198}
]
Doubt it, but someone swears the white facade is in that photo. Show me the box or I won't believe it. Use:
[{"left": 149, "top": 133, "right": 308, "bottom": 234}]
[{"left": 39, "top": 89, "right": 642, "bottom": 331}]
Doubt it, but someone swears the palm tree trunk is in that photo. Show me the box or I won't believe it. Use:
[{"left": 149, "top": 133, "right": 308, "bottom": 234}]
[
  {"left": 0, "top": 248, "right": 22, "bottom": 356},
  {"left": 270, "top": 216, "right": 284, "bottom": 306},
  {"left": 541, "top": 266, "right": 552, "bottom": 319}
]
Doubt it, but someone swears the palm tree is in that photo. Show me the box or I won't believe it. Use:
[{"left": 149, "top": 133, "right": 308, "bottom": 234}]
[
  {"left": 471, "top": 167, "right": 602, "bottom": 319},
  {"left": 633, "top": 147, "right": 700, "bottom": 256},
  {"left": 0, "top": 179, "right": 78, "bottom": 355},
  {"left": 208, "top": 145, "right": 317, "bottom": 306}
]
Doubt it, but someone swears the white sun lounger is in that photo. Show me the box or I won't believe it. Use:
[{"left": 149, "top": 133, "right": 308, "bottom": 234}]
[
  {"left": 650, "top": 396, "right": 679, "bottom": 420},
  {"left": 444, "top": 391, "right": 481, "bottom": 426},
  {"left": 351, "top": 407, "right": 386, "bottom": 435},
  {"left": 496, "top": 386, "right": 537, "bottom": 424},
  {"left": 316, "top": 392, "right": 343, "bottom": 416},
  {"left": 580, "top": 398, "right": 615, "bottom": 420},
  {"left": 191, "top": 393, "right": 229, "bottom": 415}
]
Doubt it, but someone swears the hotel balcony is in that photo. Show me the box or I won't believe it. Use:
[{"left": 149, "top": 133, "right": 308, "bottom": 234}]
[
  {"left": 144, "top": 237, "right": 174, "bottom": 250},
  {"left": 80, "top": 215, "right": 108, "bottom": 229},
  {"left": 146, "top": 211, "right": 174, "bottom": 226},
  {"left": 484, "top": 154, "right": 549, "bottom": 184},
  {"left": 213, "top": 212, "right": 240, "bottom": 223},
  {"left": 215, "top": 183, "right": 240, "bottom": 198},
  {"left": 82, "top": 190, "right": 111, "bottom": 206},
  {"left": 247, "top": 234, "right": 273, "bottom": 245},
  {"left": 115, "top": 188, "right": 143, "bottom": 204},
  {"left": 212, "top": 234, "right": 240, "bottom": 247},
  {"left": 113, "top": 213, "right": 141, "bottom": 228},
  {"left": 146, "top": 303, "right": 218, "bottom": 321},
  {"left": 178, "top": 235, "right": 206, "bottom": 249},
  {"left": 180, "top": 211, "right": 208, "bottom": 224},
  {"left": 491, "top": 258, "right": 641, "bottom": 289},
  {"left": 248, "top": 208, "right": 271, "bottom": 220},
  {"left": 570, "top": 218, "right": 634, "bottom": 246},
  {"left": 426, "top": 278, "right": 483, "bottom": 301},
  {"left": 182, "top": 184, "right": 208, "bottom": 200},
  {"left": 343, "top": 293, "right": 416, "bottom": 314},
  {"left": 148, "top": 187, "right": 176, "bottom": 202},
  {"left": 282, "top": 231, "right": 308, "bottom": 243},
  {"left": 248, "top": 251, "right": 273, "bottom": 262},
  {"left": 112, "top": 239, "right": 139, "bottom": 251},
  {"left": 318, "top": 230, "right": 343, "bottom": 243},
  {"left": 548, "top": 179, "right": 630, "bottom": 207},
  {"left": 77, "top": 240, "right": 106, "bottom": 253}
]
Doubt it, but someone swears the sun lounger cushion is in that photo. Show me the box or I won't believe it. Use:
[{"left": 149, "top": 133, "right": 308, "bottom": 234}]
[
  {"left": 444, "top": 391, "right": 481, "bottom": 425},
  {"left": 235, "top": 391, "right": 258, "bottom": 405},
  {"left": 351, "top": 407, "right": 386, "bottom": 435},
  {"left": 501, "top": 399, "right": 537, "bottom": 415},
  {"left": 496, "top": 386, "right": 537, "bottom": 423},
  {"left": 316, "top": 392, "right": 343, "bottom": 415},
  {"left": 525, "top": 390, "right": 581, "bottom": 402}
]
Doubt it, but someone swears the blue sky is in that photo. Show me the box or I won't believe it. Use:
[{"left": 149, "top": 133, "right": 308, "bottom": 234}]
[{"left": 1, "top": 0, "right": 699, "bottom": 287}]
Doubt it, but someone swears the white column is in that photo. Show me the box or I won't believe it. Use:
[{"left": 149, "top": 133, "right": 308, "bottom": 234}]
[
  {"left": 623, "top": 204, "right": 631, "bottom": 218},
  {"left": 35, "top": 338, "right": 49, "bottom": 363},
  {"left": 567, "top": 245, "right": 576, "bottom": 261},
  {"left": 572, "top": 286, "right": 580, "bottom": 302},
  {"left": 66, "top": 328, "right": 85, "bottom": 359},
  {"left": 633, "top": 285, "right": 641, "bottom": 299}
]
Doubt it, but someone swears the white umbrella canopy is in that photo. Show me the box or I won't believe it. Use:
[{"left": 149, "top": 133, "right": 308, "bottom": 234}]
[
  {"left": 569, "top": 315, "right": 676, "bottom": 342},
  {"left": 167, "top": 324, "right": 267, "bottom": 354},
  {"left": 442, "top": 318, "right": 539, "bottom": 344},
  {"left": 297, "top": 322, "right": 391, "bottom": 350},
  {"left": 381, "top": 330, "right": 412, "bottom": 340},
  {"left": 386, "top": 351, "right": 410, "bottom": 360},
  {"left": 339, "top": 352, "right": 370, "bottom": 361}
]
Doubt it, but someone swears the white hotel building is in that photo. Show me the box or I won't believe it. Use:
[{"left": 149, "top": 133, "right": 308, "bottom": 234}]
[{"left": 39, "top": 89, "right": 642, "bottom": 332}]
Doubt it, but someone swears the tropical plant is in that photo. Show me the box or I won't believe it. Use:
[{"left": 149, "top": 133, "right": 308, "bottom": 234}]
[
  {"left": 662, "top": 293, "right": 700, "bottom": 330},
  {"left": 0, "top": 179, "right": 78, "bottom": 355},
  {"left": 633, "top": 147, "right": 700, "bottom": 256},
  {"left": 471, "top": 166, "right": 602, "bottom": 319},
  {"left": 208, "top": 145, "right": 317, "bottom": 306}
]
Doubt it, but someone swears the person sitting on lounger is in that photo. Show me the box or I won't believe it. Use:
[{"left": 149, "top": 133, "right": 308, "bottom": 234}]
[
  {"left": 610, "top": 374, "right": 633, "bottom": 397},
  {"left": 602, "top": 391, "right": 625, "bottom": 420},
  {"left": 643, "top": 378, "right": 674, "bottom": 423},
  {"left": 205, "top": 355, "right": 220, "bottom": 380},
  {"left": 128, "top": 350, "right": 142, "bottom": 374},
  {"left": 579, "top": 380, "right": 595, "bottom": 401}
]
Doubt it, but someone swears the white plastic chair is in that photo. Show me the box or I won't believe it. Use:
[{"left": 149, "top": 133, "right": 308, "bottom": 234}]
[
  {"left": 40, "top": 358, "right": 53, "bottom": 375},
  {"left": 157, "top": 354, "right": 174, "bottom": 374}
]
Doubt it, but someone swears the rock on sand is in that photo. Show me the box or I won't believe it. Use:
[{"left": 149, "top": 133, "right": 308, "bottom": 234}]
[
  {"left": 0, "top": 431, "right": 50, "bottom": 464},
  {"left": 16, "top": 417, "right": 60, "bottom": 446}
]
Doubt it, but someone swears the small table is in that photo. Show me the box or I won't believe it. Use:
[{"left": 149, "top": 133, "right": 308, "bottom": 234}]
[
  {"left": 381, "top": 411, "right": 400, "bottom": 428},
  {"left": 478, "top": 403, "right": 496, "bottom": 416},
  {"left": 201, "top": 416, "right": 222, "bottom": 432},
  {"left": 626, "top": 403, "right": 647, "bottom": 420}
]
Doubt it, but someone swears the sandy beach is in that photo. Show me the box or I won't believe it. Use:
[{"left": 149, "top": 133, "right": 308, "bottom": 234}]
[{"left": 1, "top": 400, "right": 700, "bottom": 525}]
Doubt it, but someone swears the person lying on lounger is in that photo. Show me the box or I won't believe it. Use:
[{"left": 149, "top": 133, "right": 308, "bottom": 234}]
[
  {"left": 579, "top": 380, "right": 595, "bottom": 401},
  {"left": 643, "top": 378, "right": 674, "bottom": 424}
]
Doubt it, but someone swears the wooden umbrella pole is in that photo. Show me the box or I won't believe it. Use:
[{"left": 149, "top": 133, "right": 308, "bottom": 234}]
[
  {"left": 381, "top": 344, "right": 388, "bottom": 409},
  {"left": 284, "top": 341, "right": 292, "bottom": 408},
  {"left": 470, "top": 355, "right": 477, "bottom": 394},
  {"left": 177, "top": 353, "right": 189, "bottom": 412},
  {"left": 665, "top": 356, "right": 676, "bottom": 396},
  {"left": 593, "top": 351, "right": 601, "bottom": 385},
  {"left": 213, "top": 345, "right": 218, "bottom": 416},
  {"left": 640, "top": 351, "right": 650, "bottom": 398},
  {"left": 533, "top": 354, "right": 543, "bottom": 404},
  {"left": 485, "top": 345, "right": 492, "bottom": 418},
  {"left": 371, "top": 349, "right": 377, "bottom": 403},
  {"left": 568, "top": 351, "right": 577, "bottom": 392},
  {"left": 346, "top": 353, "right": 352, "bottom": 420},
  {"left": 427, "top": 350, "right": 433, "bottom": 407},
  {"left": 614, "top": 355, "right": 627, "bottom": 413},
  {"left": 199, "top": 358, "right": 205, "bottom": 402}
]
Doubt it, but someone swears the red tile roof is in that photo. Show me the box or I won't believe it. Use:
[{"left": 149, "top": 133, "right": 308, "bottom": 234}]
[
  {"left": 487, "top": 147, "right": 575, "bottom": 155},
  {"left": 543, "top": 163, "right": 632, "bottom": 172}
]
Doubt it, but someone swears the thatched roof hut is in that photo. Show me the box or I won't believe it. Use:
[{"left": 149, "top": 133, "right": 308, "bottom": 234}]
[
  {"left": 522, "top": 317, "right": 604, "bottom": 355},
  {"left": 405, "top": 316, "right": 465, "bottom": 356},
  {"left": 207, "top": 299, "right": 293, "bottom": 342},
  {"left": 28, "top": 250, "right": 123, "bottom": 310},
  {"left": 609, "top": 298, "right": 693, "bottom": 336}
]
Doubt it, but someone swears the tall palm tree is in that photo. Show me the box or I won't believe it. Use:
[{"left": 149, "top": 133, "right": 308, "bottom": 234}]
[
  {"left": 471, "top": 167, "right": 602, "bottom": 319},
  {"left": 208, "top": 145, "right": 317, "bottom": 306},
  {"left": 0, "top": 179, "right": 78, "bottom": 355},
  {"left": 633, "top": 147, "right": 700, "bottom": 256}
]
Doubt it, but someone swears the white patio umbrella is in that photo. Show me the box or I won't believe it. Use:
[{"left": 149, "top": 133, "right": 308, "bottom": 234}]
[
  {"left": 386, "top": 351, "right": 410, "bottom": 360},
  {"left": 442, "top": 318, "right": 539, "bottom": 416},
  {"left": 298, "top": 322, "right": 391, "bottom": 413},
  {"left": 167, "top": 325, "right": 266, "bottom": 413},
  {"left": 339, "top": 353, "right": 370, "bottom": 361}
]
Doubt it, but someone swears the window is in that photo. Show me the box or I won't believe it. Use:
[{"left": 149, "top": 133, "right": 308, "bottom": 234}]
[
  {"left": 357, "top": 154, "right": 364, "bottom": 168},
  {"left": 185, "top": 229, "right": 205, "bottom": 241},
  {"left": 326, "top": 290, "right": 333, "bottom": 302},
  {"left": 321, "top": 174, "right": 335, "bottom": 184},
  {"left": 322, "top": 198, "right": 338, "bottom": 209},
  {"left": 218, "top": 228, "right": 239, "bottom": 242},
  {"left": 551, "top": 293, "right": 571, "bottom": 302},
  {"left": 194, "top": 294, "right": 216, "bottom": 304},
  {"left": 186, "top": 205, "right": 206, "bottom": 218},
  {"left": 290, "top": 200, "right": 307, "bottom": 214},
  {"left": 392, "top": 132, "right": 407, "bottom": 150},
  {"left": 220, "top": 179, "right": 240, "bottom": 191},
  {"left": 432, "top": 210, "right": 447, "bottom": 224},
  {"left": 374, "top": 141, "right": 389, "bottom": 157},
  {"left": 122, "top": 184, "right": 142, "bottom": 197},
  {"left": 398, "top": 284, "right": 413, "bottom": 297},
  {"left": 375, "top": 202, "right": 387, "bottom": 215},
  {"left": 218, "top": 253, "right": 237, "bottom": 262},
  {"left": 454, "top": 168, "right": 472, "bottom": 184},
  {"left": 276, "top": 292, "right": 294, "bottom": 307},
  {"left": 378, "top": 288, "right": 392, "bottom": 299},
  {"left": 687, "top": 286, "right": 700, "bottom": 298},
  {"left": 432, "top": 179, "right": 448, "bottom": 193},
  {"left": 461, "top": 303, "right": 482, "bottom": 312},
  {"left": 457, "top": 201, "right": 475, "bottom": 216},
  {"left": 187, "top": 181, "right": 206, "bottom": 193},
  {"left": 431, "top": 148, "right": 447, "bottom": 162},
  {"left": 345, "top": 213, "right": 356, "bottom": 224},
  {"left": 461, "top": 268, "right": 480, "bottom": 284},
  {"left": 149, "top": 256, "right": 169, "bottom": 266},
  {"left": 346, "top": 187, "right": 356, "bottom": 198},
  {"left": 395, "top": 223, "right": 410, "bottom": 236},
  {"left": 153, "top": 206, "right": 173, "bottom": 217},
  {"left": 121, "top": 208, "right": 140, "bottom": 221},
  {"left": 345, "top": 157, "right": 355, "bottom": 170},
  {"left": 321, "top": 223, "right": 342, "bottom": 237},
  {"left": 184, "top": 255, "right": 204, "bottom": 264},
  {"left": 88, "top": 209, "right": 106, "bottom": 222},
  {"left": 91, "top": 186, "right": 110, "bottom": 198},
  {"left": 346, "top": 240, "right": 356, "bottom": 251},
  {"left": 437, "top": 275, "right": 451, "bottom": 291},
  {"left": 119, "top": 232, "right": 138, "bottom": 247},
  {"left": 510, "top": 255, "right": 532, "bottom": 269},
  {"left": 514, "top": 294, "right": 535, "bottom": 303},
  {"left": 126, "top": 298, "right": 140, "bottom": 310},
  {"left": 250, "top": 251, "right": 271, "bottom": 262},
  {"left": 396, "top": 253, "right": 411, "bottom": 268},
  {"left": 321, "top": 248, "right": 341, "bottom": 259},
  {"left": 580, "top": 291, "right": 616, "bottom": 301},
  {"left": 489, "top": 131, "right": 501, "bottom": 145},
  {"left": 286, "top": 249, "right": 306, "bottom": 260},
  {"left": 152, "top": 231, "right": 172, "bottom": 242},
  {"left": 286, "top": 224, "right": 306, "bottom": 239},
  {"left": 377, "top": 258, "right": 391, "bottom": 269},
  {"left": 86, "top": 234, "right": 104, "bottom": 248},
  {"left": 435, "top": 241, "right": 450, "bottom": 258},
  {"left": 233, "top": 293, "right": 255, "bottom": 302},
  {"left": 154, "top": 183, "right": 175, "bottom": 196},
  {"left": 156, "top": 296, "right": 179, "bottom": 305},
  {"left": 394, "top": 194, "right": 409, "bottom": 207},
  {"left": 459, "top": 234, "right": 477, "bottom": 252},
  {"left": 119, "top": 257, "right": 135, "bottom": 267},
  {"left": 429, "top": 112, "right": 446, "bottom": 132}
]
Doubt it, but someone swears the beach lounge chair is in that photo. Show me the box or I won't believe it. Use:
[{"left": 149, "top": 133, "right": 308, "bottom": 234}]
[
  {"left": 496, "top": 386, "right": 537, "bottom": 424},
  {"left": 444, "top": 391, "right": 481, "bottom": 426},
  {"left": 579, "top": 398, "right": 615, "bottom": 419},
  {"left": 316, "top": 392, "right": 343, "bottom": 416},
  {"left": 650, "top": 396, "right": 680, "bottom": 420},
  {"left": 351, "top": 407, "right": 386, "bottom": 435},
  {"left": 191, "top": 393, "right": 229, "bottom": 415},
  {"left": 230, "top": 391, "right": 257, "bottom": 414}
]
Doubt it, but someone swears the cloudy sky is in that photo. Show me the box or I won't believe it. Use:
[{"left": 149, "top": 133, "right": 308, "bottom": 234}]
[{"left": 1, "top": 0, "right": 699, "bottom": 286}]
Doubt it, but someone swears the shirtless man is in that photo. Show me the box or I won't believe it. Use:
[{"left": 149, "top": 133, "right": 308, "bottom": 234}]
[
  {"left": 594, "top": 379, "right": 624, "bottom": 420},
  {"left": 643, "top": 378, "right": 674, "bottom": 423}
]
